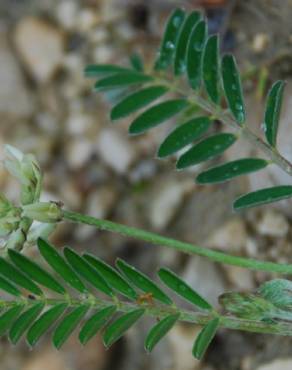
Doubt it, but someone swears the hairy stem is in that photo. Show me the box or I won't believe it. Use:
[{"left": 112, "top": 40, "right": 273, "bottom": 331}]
[
  {"left": 2, "top": 296, "right": 292, "bottom": 336},
  {"left": 63, "top": 210, "right": 292, "bottom": 275}
]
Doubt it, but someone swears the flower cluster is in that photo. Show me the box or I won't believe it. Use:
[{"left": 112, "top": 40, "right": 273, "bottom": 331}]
[{"left": 0, "top": 145, "right": 62, "bottom": 252}]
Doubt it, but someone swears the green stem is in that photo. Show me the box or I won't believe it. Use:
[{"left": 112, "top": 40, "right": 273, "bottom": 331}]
[
  {"left": 63, "top": 210, "right": 292, "bottom": 275},
  {"left": 2, "top": 296, "right": 292, "bottom": 336}
]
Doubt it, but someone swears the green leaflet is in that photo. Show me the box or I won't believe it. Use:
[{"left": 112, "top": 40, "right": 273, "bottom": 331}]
[
  {"left": 9, "top": 303, "right": 44, "bottom": 344},
  {"left": 0, "top": 257, "right": 43, "bottom": 296},
  {"left": 0, "top": 305, "right": 24, "bottom": 336},
  {"left": 129, "top": 53, "right": 144, "bottom": 72},
  {"left": 129, "top": 99, "right": 189, "bottom": 135},
  {"left": 38, "top": 238, "right": 88, "bottom": 294},
  {"left": 145, "top": 313, "right": 180, "bottom": 352},
  {"left": 196, "top": 158, "right": 269, "bottom": 184},
  {"left": 116, "top": 259, "right": 172, "bottom": 305},
  {"left": 187, "top": 20, "right": 207, "bottom": 90},
  {"left": 53, "top": 305, "right": 89, "bottom": 349},
  {"left": 27, "top": 303, "right": 68, "bottom": 347},
  {"left": 8, "top": 249, "right": 66, "bottom": 295},
  {"left": 176, "top": 133, "right": 236, "bottom": 169},
  {"left": 64, "top": 247, "right": 113, "bottom": 297},
  {"left": 94, "top": 72, "right": 153, "bottom": 91},
  {"left": 264, "top": 80, "right": 285, "bottom": 147},
  {"left": 154, "top": 8, "right": 186, "bottom": 70},
  {"left": 158, "top": 268, "right": 212, "bottom": 310},
  {"left": 83, "top": 254, "right": 138, "bottom": 300},
  {"left": 174, "top": 11, "right": 202, "bottom": 75},
  {"left": 192, "top": 317, "right": 220, "bottom": 359},
  {"left": 79, "top": 305, "right": 117, "bottom": 345},
  {"left": 203, "top": 35, "right": 220, "bottom": 104},
  {"left": 158, "top": 116, "right": 211, "bottom": 158},
  {"left": 0, "top": 275, "right": 21, "bottom": 297},
  {"left": 110, "top": 86, "right": 169, "bottom": 121},
  {"left": 222, "top": 54, "right": 246, "bottom": 124},
  {"left": 84, "top": 64, "right": 131, "bottom": 77},
  {"left": 233, "top": 186, "right": 292, "bottom": 211},
  {"left": 103, "top": 308, "right": 145, "bottom": 347}
]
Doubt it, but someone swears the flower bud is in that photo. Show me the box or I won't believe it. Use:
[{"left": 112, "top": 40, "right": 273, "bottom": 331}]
[
  {"left": 22, "top": 202, "right": 63, "bottom": 223},
  {"left": 258, "top": 279, "right": 292, "bottom": 309},
  {"left": 219, "top": 292, "right": 276, "bottom": 320},
  {"left": 4, "top": 145, "right": 42, "bottom": 205},
  {"left": 0, "top": 194, "right": 11, "bottom": 217},
  {"left": 0, "top": 206, "right": 21, "bottom": 236}
]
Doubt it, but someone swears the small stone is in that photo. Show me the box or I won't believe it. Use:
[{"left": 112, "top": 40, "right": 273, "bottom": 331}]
[
  {"left": 56, "top": 0, "right": 78, "bottom": 30},
  {"left": 66, "top": 112, "right": 93, "bottom": 136},
  {"left": 86, "top": 187, "right": 117, "bottom": 219},
  {"left": 77, "top": 9, "right": 98, "bottom": 32},
  {"left": 148, "top": 178, "right": 193, "bottom": 230},
  {"left": 245, "top": 237, "right": 259, "bottom": 257},
  {"left": 91, "top": 27, "right": 109, "bottom": 44},
  {"left": 66, "top": 138, "right": 93, "bottom": 169},
  {"left": 226, "top": 266, "right": 255, "bottom": 290},
  {"left": 182, "top": 256, "right": 226, "bottom": 307},
  {"left": 0, "top": 34, "right": 34, "bottom": 118},
  {"left": 168, "top": 324, "right": 201, "bottom": 370},
  {"left": 252, "top": 33, "right": 269, "bottom": 53},
  {"left": 14, "top": 17, "right": 65, "bottom": 83},
  {"left": 59, "top": 181, "right": 83, "bottom": 210},
  {"left": 256, "top": 358, "right": 292, "bottom": 370},
  {"left": 96, "top": 129, "right": 135, "bottom": 174},
  {"left": 206, "top": 218, "right": 248, "bottom": 253},
  {"left": 129, "top": 160, "right": 157, "bottom": 183},
  {"left": 92, "top": 44, "right": 116, "bottom": 64},
  {"left": 256, "top": 209, "right": 289, "bottom": 237},
  {"left": 115, "top": 22, "right": 135, "bottom": 41},
  {"left": 22, "top": 346, "right": 70, "bottom": 370}
]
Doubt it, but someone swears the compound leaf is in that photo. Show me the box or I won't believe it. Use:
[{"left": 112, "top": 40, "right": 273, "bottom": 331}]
[
  {"left": 145, "top": 313, "right": 180, "bottom": 352},
  {"left": 158, "top": 116, "right": 211, "bottom": 158},
  {"left": 53, "top": 305, "right": 89, "bottom": 349},
  {"left": 0, "top": 305, "right": 24, "bottom": 336},
  {"left": 196, "top": 158, "right": 269, "bottom": 184},
  {"left": 94, "top": 72, "right": 153, "bottom": 91},
  {"left": 203, "top": 35, "right": 220, "bottom": 104},
  {"left": 129, "top": 99, "right": 189, "bottom": 134},
  {"left": 8, "top": 249, "right": 66, "bottom": 295},
  {"left": 64, "top": 248, "right": 113, "bottom": 297},
  {"left": 9, "top": 303, "right": 44, "bottom": 344},
  {"left": 84, "top": 64, "right": 131, "bottom": 77},
  {"left": 174, "top": 11, "right": 202, "bottom": 75},
  {"left": 83, "top": 254, "right": 138, "bottom": 300},
  {"left": 27, "top": 303, "right": 68, "bottom": 347},
  {"left": 222, "top": 54, "right": 246, "bottom": 124},
  {"left": 264, "top": 80, "right": 285, "bottom": 147},
  {"left": 0, "top": 275, "right": 21, "bottom": 297},
  {"left": 176, "top": 133, "right": 236, "bottom": 169},
  {"left": 154, "top": 8, "right": 186, "bottom": 70},
  {"left": 187, "top": 20, "right": 207, "bottom": 90},
  {"left": 116, "top": 259, "right": 172, "bottom": 305},
  {"left": 158, "top": 268, "right": 212, "bottom": 310},
  {"left": 192, "top": 318, "right": 220, "bottom": 359},
  {"left": 103, "top": 308, "right": 145, "bottom": 347},
  {"left": 38, "top": 238, "right": 88, "bottom": 294},
  {"left": 0, "top": 257, "right": 43, "bottom": 296},
  {"left": 234, "top": 186, "right": 292, "bottom": 211},
  {"left": 111, "top": 86, "right": 168, "bottom": 121},
  {"left": 79, "top": 305, "right": 117, "bottom": 345}
]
